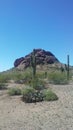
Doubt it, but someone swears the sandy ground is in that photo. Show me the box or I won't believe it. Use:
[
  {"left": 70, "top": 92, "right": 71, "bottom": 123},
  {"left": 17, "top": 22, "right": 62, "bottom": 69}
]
[{"left": 0, "top": 82, "right": 73, "bottom": 130}]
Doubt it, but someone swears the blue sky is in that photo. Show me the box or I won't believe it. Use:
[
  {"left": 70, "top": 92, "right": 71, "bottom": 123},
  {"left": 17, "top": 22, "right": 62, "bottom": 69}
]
[{"left": 0, "top": 0, "right": 73, "bottom": 72}]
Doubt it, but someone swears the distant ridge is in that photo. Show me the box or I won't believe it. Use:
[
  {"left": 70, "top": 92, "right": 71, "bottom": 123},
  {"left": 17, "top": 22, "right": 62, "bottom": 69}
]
[{"left": 14, "top": 49, "right": 60, "bottom": 70}]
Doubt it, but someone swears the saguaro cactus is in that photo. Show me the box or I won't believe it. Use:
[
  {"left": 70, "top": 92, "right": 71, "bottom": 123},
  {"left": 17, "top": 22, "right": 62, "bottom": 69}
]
[
  {"left": 67, "top": 55, "right": 70, "bottom": 80},
  {"left": 30, "top": 49, "right": 36, "bottom": 78}
]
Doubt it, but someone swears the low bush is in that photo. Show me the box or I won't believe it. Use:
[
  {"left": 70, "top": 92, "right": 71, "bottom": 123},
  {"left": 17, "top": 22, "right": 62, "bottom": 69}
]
[
  {"left": 22, "top": 87, "right": 35, "bottom": 103},
  {"left": 30, "top": 77, "right": 45, "bottom": 90},
  {"left": 22, "top": 87, "right": 58, "bottom": 103},
  {"left": 22, "top": 87, "right": 44, "bottom": 103},
  {"left": 36, "top": 72, "right": 46, "bottom": 79},
  {"left": 8, "top": 87, "right": 21, "bottom": 96},
  {"left": 15, "top": 72, "right": 32, "bottom": 84},
  {"left": 0, "top": 74, "right": 10, "bottom": 83},
  {"left": 0, "top": 83, "right": 7, "bottom": 90},
  {"left": 43, "top": 89, "right": 58, "bottom": 101},
  {"left": 0, "top": 70, "right": 32, "bottom": 85},
  {"left": 48, "top": 72, "right": 68, "bottom": 84}
]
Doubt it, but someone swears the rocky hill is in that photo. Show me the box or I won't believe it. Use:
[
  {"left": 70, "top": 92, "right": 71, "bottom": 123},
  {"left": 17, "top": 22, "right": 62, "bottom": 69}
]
[{"left": 14, "top": 49, "right": 60, "bottom": 70}]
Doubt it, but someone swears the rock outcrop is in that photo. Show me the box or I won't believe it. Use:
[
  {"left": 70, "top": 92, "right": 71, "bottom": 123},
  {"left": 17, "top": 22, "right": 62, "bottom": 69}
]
[{"left": 14, "top": 49, "right": 59, "bottom": 69}]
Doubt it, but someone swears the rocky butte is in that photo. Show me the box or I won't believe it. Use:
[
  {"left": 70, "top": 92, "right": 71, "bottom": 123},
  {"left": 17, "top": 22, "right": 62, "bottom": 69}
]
[{"left": 14, "top": 49, "right": 60, "bottom": 70}]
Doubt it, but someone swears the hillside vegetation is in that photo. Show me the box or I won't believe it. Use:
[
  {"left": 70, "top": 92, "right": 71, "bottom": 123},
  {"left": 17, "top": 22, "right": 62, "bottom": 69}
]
[
  {"left": 0, "top": 64, "right": 73, "bottom": 103},
  {"left": 0, "top": 64, "right": 73, "bottom": 84},
  {"left": 0, "top": 49, "right": 73, "bottom": 103}
]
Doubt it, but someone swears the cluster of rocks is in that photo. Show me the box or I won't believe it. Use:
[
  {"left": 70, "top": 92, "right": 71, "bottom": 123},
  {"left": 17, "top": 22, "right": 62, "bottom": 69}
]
[{"left": 14, "top": 49, "right": 59, "bottom": 69}]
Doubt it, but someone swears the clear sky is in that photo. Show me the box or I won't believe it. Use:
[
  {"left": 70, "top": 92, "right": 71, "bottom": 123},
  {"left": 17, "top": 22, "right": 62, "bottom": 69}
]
[{"left": 0, "top": 0, "right": 73, "bottom": 72}]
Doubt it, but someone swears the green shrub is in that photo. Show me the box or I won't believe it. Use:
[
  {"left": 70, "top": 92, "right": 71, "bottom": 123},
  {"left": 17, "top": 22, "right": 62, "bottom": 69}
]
[
  {"left": 14, "top": 72, "right": 32, "bottom": 84},
  {"left": 43, "top": 90, "right": 58, "bottom": 101},
  {"left": 8, "top": 87, "right": 21, "bottom": 96},
  {"left": 48, "top": 72, "right": 68, "bottom": 84},
  {"left": 10, "top": 72, "right": 25, "bottom": 82},
  {"left": 23, "top": 73, "right": 32, "bottom": 84},
  {"left": 30, "top": 77, "right": 45, "bottom": 90},
  {"left": 0, "top": 74, "right": 10, "bottom": 83},
  {"left": 10, "top": 72, "right": 31, "bottom": 84},
  {"left": 22, "top": 87, "right": 35, "bottom": 103},
  {"left": 22, "top": 87, "right": 35, "bottom": 95},
  {"left": 0, "top": 83, "right": 7, "bottom": 90},
  {"left": 22, "top": 87, "right": 44, "bottom": 103},
  {"left": 36, "top": 72, "right": 46, "bottom": 79},
  {"left": 0, "top": 70, "right": 32, "bottom": 84}
]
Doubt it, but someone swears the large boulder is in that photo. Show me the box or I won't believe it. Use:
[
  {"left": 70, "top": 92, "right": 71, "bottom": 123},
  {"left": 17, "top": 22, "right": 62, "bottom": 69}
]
[{"left": 14, "top": 49, "right": 59, "bottom": 69}]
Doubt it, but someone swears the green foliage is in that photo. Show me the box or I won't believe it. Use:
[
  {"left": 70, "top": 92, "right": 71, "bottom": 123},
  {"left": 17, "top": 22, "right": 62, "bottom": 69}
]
[
  {"left": 0, "top": 83, "right": 7, "bottom": 90},
  {"left": 0, "top": 74, "right": 10, "bottom": 83},
  {"left": 44, "top": 71, "right": 47, "bottom": 78},
  {"left": 22, "top": 87, "right": 35, "bottom": 103},
  {"left": 36, "top": 72, "right": 47, "bottom": 79},
  {"left": 8, "top": 87, "right": 21, "bottom": 96},
  {"left": 22, "top": 87, "right": 35, "bottom": 95},
  {"left": 60, "top": 65, "right": 64, "bottom": 72},
  {"left": 22, "top": 87, "right": 44, "bottom": 103},
  {"left": 43, "top": 89, "right": 58, "bottom": 101},
  {"left": 30, "top": 77, "right": 45, "bottom": 90},
  {"left": 0, "top": 69, "right": 32, "bottom": 84},
  {"left": 22, "top": 87, "right": 58, "bottom": 103},
  {"left": 48, "top": 72, "right": 68, "bottom": 84},
  {"left": 15, "top": 72, "right": 32, "bottom": 84}
]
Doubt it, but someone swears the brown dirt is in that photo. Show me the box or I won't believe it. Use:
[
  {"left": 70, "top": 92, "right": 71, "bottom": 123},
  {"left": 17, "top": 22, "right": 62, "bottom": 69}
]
[{"left": 0, "top": 82, "right": 73, "bottom": 130}]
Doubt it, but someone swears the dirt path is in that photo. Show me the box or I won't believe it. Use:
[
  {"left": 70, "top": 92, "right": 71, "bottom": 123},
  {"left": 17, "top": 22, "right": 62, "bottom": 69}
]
[{"left": 0, "top": 83, "right": 73, "bottom": 130}]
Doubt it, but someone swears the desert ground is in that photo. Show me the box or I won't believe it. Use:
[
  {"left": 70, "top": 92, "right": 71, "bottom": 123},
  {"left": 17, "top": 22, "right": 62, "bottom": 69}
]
[{"left": 0, "top": 82, "right": 73, "bottom": 130}]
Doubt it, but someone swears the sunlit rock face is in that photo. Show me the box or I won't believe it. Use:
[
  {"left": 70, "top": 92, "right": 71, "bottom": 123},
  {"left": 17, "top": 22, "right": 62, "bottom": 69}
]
[{"left": 14, "top": 49, "right": 59, "bottom": 69}]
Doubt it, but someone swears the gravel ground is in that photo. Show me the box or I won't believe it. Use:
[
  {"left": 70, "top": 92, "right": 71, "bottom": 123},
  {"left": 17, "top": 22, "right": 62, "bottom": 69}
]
[{"left": 0, "top": 83, "right": 73, "bottom": 130}]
